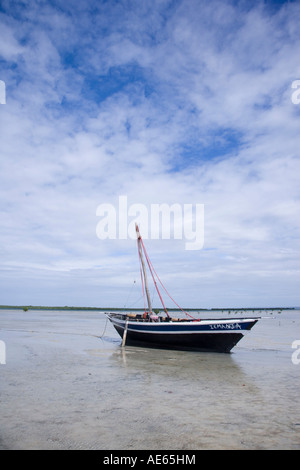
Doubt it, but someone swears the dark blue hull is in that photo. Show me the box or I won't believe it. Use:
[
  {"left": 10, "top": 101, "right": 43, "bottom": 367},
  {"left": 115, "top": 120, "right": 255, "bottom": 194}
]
[{"left": 107, "top": 313, "right": 258, "bottom": 353}]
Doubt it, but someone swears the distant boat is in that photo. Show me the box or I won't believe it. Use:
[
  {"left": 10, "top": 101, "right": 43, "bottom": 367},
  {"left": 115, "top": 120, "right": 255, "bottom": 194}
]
[{"left": 106, "top": 224, "right": 259, "bottom": 353}]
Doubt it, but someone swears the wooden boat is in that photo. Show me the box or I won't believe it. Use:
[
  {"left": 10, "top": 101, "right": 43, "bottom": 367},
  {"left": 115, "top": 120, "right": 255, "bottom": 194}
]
[{"left": 106, "top": 224, "right": 259, "bottom": 353}]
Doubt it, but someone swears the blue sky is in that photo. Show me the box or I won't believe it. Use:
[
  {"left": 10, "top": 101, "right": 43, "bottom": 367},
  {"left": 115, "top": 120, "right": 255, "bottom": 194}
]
[{"left": 1, "top": 0, "right": 300, "bottom": 308}]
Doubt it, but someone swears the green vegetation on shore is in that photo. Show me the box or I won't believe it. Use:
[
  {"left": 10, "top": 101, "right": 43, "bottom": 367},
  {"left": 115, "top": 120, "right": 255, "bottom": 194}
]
[
  {"left": 0, "top": 305, "right": 109, "bottom": 311},
  {"left": 0, "top": 304, "right": 296, "bottom": 312}
]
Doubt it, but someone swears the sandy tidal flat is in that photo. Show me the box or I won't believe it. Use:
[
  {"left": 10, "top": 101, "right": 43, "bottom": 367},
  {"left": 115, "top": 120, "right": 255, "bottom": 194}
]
[{"left": 0, "top": 308, "right": 300, "bottom": 450}]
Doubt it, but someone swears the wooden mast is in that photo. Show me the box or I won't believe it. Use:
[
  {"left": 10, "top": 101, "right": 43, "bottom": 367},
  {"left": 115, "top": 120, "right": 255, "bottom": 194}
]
[{"left": 135, "top": 223, "right": 152, "bottom": 315}]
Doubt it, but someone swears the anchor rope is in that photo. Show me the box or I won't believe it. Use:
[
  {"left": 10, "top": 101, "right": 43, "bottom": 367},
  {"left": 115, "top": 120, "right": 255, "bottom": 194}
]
[{"left": 99, "top": 316, "right": 109, "bottom": 338}]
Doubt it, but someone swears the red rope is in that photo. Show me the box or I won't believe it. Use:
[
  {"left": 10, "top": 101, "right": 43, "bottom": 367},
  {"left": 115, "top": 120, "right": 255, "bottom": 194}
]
[
  {"left": 141, "top": 239, "right": 169, "bottom": 317},
  {"left": 137, "top": 238, "right": 147, "bottom": 316},
  {"left": 140, "top": 237, "right": 197, "bottom": 320}
]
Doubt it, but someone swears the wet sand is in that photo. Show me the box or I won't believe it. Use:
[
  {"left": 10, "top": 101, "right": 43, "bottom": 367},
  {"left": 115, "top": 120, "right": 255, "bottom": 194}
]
[{"left": 0, "top": 308, "right": 300, "bottom": 450}]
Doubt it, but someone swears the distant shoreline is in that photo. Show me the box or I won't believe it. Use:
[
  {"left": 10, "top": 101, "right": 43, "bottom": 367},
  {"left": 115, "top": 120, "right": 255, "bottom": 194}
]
[{"left": 0, "top": 305, "right": 296, "bottom": 311}]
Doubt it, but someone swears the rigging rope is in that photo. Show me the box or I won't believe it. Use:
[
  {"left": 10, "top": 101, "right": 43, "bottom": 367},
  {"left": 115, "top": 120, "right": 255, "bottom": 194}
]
[
  {"left": 139, "top": 236, "right": 196, "bottom": 320},
  {"left": 124, "top": 280, "right": 136, "bottom": 308},
  {"left": 137, "top": 238, "right": 147, "bottom": 316},
  {"left": 141, "top": 238, "right": 169, "bottom": 317}
]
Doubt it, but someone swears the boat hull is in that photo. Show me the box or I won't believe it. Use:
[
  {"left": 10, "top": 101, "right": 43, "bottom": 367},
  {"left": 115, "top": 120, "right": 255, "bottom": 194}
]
[{"left": 106, "top": 314, "right": 258, "bottom": 353}]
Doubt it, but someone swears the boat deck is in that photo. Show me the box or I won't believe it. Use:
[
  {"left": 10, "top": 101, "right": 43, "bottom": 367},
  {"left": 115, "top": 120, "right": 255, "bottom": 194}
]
[{"left": 106, "top": 312, "right": 260, "bottom": 323}]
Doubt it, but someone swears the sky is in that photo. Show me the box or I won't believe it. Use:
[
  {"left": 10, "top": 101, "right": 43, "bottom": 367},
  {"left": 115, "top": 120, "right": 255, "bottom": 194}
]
[{"left": 1, "top": 0, "right": 300, "bottom": 309}]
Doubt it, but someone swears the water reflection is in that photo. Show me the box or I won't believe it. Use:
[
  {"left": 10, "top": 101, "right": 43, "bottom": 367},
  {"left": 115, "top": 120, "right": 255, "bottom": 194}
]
[{"left": 109, "top": 344, "right": 260, "bottom": 394}]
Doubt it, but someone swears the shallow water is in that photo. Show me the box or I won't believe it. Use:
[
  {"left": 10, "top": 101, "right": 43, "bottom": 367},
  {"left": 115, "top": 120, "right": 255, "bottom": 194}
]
[{"left": 0, "top": 308, "right": 299, "bottom": 449}]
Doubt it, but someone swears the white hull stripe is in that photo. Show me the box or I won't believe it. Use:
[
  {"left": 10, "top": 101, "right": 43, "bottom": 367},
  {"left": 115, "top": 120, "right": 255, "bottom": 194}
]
[{"left": 110, "top": 320, "right": 254, "bottom": 335}]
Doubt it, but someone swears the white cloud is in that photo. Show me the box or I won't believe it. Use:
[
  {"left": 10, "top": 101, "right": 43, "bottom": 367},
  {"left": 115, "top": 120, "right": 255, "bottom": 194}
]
[
  {"left": 0, "top": 20, "right": 24, "bottom": 60},
  {"left": 0, "top": 0, "right": 300, "bottom": 307}
]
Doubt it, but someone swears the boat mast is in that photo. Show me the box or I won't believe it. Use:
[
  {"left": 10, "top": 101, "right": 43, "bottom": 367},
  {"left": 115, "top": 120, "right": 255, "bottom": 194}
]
[{"left": 136, "top": 223, "right": 152, "bottom": 315}]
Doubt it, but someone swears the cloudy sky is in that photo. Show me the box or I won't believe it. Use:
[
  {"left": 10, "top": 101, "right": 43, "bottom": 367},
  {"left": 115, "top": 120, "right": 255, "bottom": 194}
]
[{"left": 1, "top": 0, "right": 300, "bottom": 309}]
